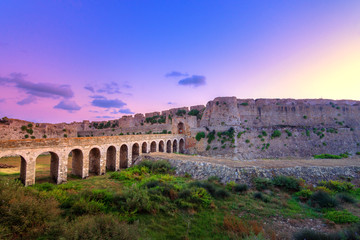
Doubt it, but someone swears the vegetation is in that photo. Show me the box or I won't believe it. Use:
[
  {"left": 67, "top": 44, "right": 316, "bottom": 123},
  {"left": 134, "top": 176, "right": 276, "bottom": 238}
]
[
  {"left": 0, "top": 158, "right": 360, "bottom": 240},
  {"left": 313, "top": 154, "right": 348, "bottom": 159},
  {"left": 176, "top": 109, "right": 187, "bottom": 116},
  {"left": 195, "top": 131, "right": 206, "bottom": 141},
  {"left": 271, "top": 130, "right": 281, "bottom": 138}
]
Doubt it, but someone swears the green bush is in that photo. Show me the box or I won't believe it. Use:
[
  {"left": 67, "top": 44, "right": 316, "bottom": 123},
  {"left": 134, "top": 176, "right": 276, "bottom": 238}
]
[
  {"left": 195, "top": 132, "right": 206, "bottom": 141},
  {"left": 325, "top": 210, "right": 359, "bottom": 224},
  {"left": 356, "top": 152, "right": 360, "bottom": 155},
  {"left": 206, "top": 145, "right": 211, "bottom": 151},
  {"left": 285, "top": 130, "right": 292, "bottom": 137},
  {"left": 137, "top": 160, "right": 173, "bottom": 174},
  {"left": 207, "top": 130, "right": 216, "bottom": 144},
  {"left": 313, "top": 154, "right": 342, "bottom": 159},
  {"left": 26, "top": 128, "right": 33, "bottom": 134},
  {"left": 253, "top": 192, "right": 269, "bottom": 202},
  {"left": 293, "top": 229, "right": 340, "bottom": 240},
  {"left": 318, "top": 180, "right": 354, "bottom": 193},
  {"left": 60, "top": 214, "right": 138, "bottom": 240},
  {"left": 253, "top": 177, "right": 272, "bottom": 191},
  {"left": 24, "top": 134, "right": 29, "bottom": 138},
  {"left": 240, "top": 102, "right": 248, "bottom": 106},
  {"left": 122, "top": 184, "right": 152, "bottom": 213},
  {"left": 309, "top": 191, "right": 338, "bottom": 209},
  {"left": 303, "top": 115, "right": 307, "bottom": 119},
  {"left": 271, "top": 176, "right": 300, "bottom": 192},
  {"left": 233, "top": 184, "right": 248, "bottom": 193},
  {"left": 336, "top": 193, "right": 356, "bottom": 203},
  {"left": 27, "top": 123, "right": 33, "bottom": 128},
  {"left": 21, "top": 125, "right": 27, "bottom": 131},
  {"left": 176, "top": 109, "right": 187, "bottom": 116},
  {"left": 295, "top": 189, "right": 313, "bottom": 200},
  {"left": 271, "top": 130, "right": 281, "bottom": 138},
  {"left": 261, "top": 130, "right": 267, "bottom": 137}
]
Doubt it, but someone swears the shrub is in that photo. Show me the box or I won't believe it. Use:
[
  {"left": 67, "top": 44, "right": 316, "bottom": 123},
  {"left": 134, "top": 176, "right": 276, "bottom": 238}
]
[
  {"left": 309, "top": 191, "right": 338, "bottom": 209},
  {"left": 24, "top": 134, "right": 29, "bottom": 138},
  {"left": 303, "top": 115, "right": 307, "bottom": 119},
  {"left": 356, "top": 152, "right": 360, "bottom": 155},
  {"left": 0, "top": 179, "right": 60, "bottom": 239},
  {"left": 293, "top": 229, "right": 341, "bottom": 240},
  {"left": 21, "top": 125, "right": 27, "bottom": 131},
  {"left": 214, "top": 189, "right": 230, "bottom": 199},
  {"left": 60, "top": 214, "right": 138, "bottom": 240},
  {"left": 285, "top": 130, "right": 292, "bottom": 137},
  {"left": 261, "top": 130, "right": 267, "bottom": 137},
  {"left": 271, "top": 176, "right": 300, "bottom": 192},
  {"left": 31, "top": 136, "right": 35, "bottom": 139},
  {"left": 325, "top": 210, "right": 359, "bottom": 224},
  {"left": 208, "top": 176, "right": 220, "bottom": 182},
  {"left": 64, "top": 134, "right": 68, "bottom": 138},
  {"left": 240, "top": 102, "right": 248, "bottom": 106},
  {"left": 271, "top": 130, "right": 281, "bottom": 138},
  {"left": 313, "top": 154, "right": 342, "bottom": 159},
  {"left": 245, "top": 139, "right": 250, "bottom": 143},
  {"left": 207, "top": 130, "right": 216, "bottom": 144},
  {"left": 26, "top": 128, "right": 33, "bottom": 134},
  {"left": 233, "top": 184, "right": 248, "bottom": 193},
  {"left": 206, "top": 145, "right": 211, "bottom": 151},
  {"left": 336, "top": 193, "right": 356, "bottom": 204},
  {"left": 318, "top": 180, "right": 354, "bottom": 193},
  {"left": 43, "top": 134, "right": 47, "bottom": 138},
  {"left": 295, "top": 189, "right": 313, "bottom": 201},
  {"left": 195, "top": 131, "right": 206, "bottom": 141},
  {"left": 122, "top": 184, "right": 152, "bottom": 213},
  {"left": 253, "top": 177, "right": 272, "bottom": 191},
  {"left": 188, "top": 109, "right": 200, "bottom": 117},
  {"left": 253, "top": 192, "right": 268, "bottom": 202},
  {"left": 223, "top": 215, "right": 264, "bottom": 238},
  {"left": 176, "top": 109, "right": 187, "bottom": 116},
  {"left": 138, "top": 160, "right": 173, "bottom": 174},
  {"left": 27, "top": 123, "right": 33, "bottom": 128}
]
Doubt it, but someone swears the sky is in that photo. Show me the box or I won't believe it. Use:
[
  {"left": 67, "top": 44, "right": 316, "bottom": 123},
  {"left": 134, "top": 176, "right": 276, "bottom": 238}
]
[{"left": 0, "top": 0, "right": 360, "bottom": 123}]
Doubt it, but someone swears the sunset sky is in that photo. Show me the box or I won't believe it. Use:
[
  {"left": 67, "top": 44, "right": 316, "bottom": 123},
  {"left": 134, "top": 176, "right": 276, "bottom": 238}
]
[{"left": 0, "top": 1, "right": 359, "bottom": 123}]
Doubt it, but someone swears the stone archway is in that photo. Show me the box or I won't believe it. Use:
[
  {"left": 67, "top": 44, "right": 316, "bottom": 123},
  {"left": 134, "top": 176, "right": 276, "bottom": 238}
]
[
  {"left": 173, "top": 139, "right": 178, "bottom": 153},
  {"left": 132, "top": 143, "right": 140, "bottom": 162},
  {"left": 178, "top": 122, "right": 184, "bottom": 134},
  {"left": 159, "top": 140, "right": 164, "bottom": 152},
  {"left": 35, "top": 152, "right": 60, "bottom": 183},
  {"left": 0, "top": 154, "right": 27, "bottom": 185},
  {"left": 166, "top": 140, "right": 171, "bottom": 153},
  {"left": 179, "top": 139, "right": 185, "bottom": 153},
  {"left": 106, "top": 146, "right": 116, "bottom": 171},
  {"left": 89, "top": 148, "right": 101, "bottom": 175},
  {"left": 142, "top": 142, "right": 147, "bottom": 153},
  {"left": 150, "top": 141, "right": 157, "bottom": 152},
  {"left": 120, "top": 144, "right": 128, "bottom": 169},
  {"left": 70, "top": 149, "right": 83, "bottom": 178}
]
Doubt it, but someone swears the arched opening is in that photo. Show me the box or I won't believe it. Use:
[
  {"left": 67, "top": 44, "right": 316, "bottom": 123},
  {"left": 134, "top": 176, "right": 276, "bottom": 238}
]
[
  {"left": 35, "top": 152, "right": 60, "bottom": 184},
  {"left": 106, "top": 146, "right": 116, "bottom": 171},
  {"left": 173, "top": 140, "right": 178, "bottom": 153},
  {"left": 166, "top": 140, "right": 171, "bottom": 153},
  {"left": 132, "top": 143, "right": 140, "bottom": 162},
  {"left": 179, "top": 139, "right": 185, "bottom": 153},
  {"left": 89, "top": 148, "right": 101, "bottom": 175},
  {"left": 178, "top": 122, "right": 184, "bottom": 134},
  {"left": 120, "top": 144, "right": 128, "bottom": 169},
  {"left": 150, "top": 141, "right": 157, "bottom": 152},
  {"left": 142, "top": 142, "right": 147, "bottom": 153},
  {"left": 159, "top": 141, "right": 164, "bottom": 152},
  {"left": 0, "top": 154, "right": 27, "bottom": 184},
  {"left": 69, "top": 149, "right": 83, "bottom": 178}
]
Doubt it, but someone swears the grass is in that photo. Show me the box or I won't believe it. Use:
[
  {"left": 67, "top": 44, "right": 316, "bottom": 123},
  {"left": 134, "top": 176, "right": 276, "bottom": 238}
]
[{"left": 1, "top": 158, "right": 360, "bottom": 239}]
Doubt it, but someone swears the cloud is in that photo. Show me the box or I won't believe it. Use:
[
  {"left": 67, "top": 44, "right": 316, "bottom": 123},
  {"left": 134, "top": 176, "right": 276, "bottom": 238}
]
[
  {"left": 84, "top": 85, "right": 95, "bottom": 93},
  {"left": 17, "top": 96, "right": 37, "bottom": 105},
  {"left": 0, "top": 98, "right": 6, "bottom": 103},
  {"left": 96, "top": 116, "right": 113, "bottom": 119},
  {"left": 97, "top": 81, "right": 122, "bottom": 94},
  {"left": 119, "top": 108, "right": 134, "bottom": 114},
  {"left": 122, "top": 82, "right": 132, "bottom": 89},
  {"left": 165, "top": 71, "right": 189, "bottom": 78},
  {"left": 91, "top": 97, "right": 127, "bottom": 108},
  {"left": 167, "top": 101, "right": 176, "bottom": 105},
  {"left": 89, "top": 95, "right": 106, "bottom": 99},
  {"left": 178, "top": 75, "right": 206, "bottom": 87},
  {"left": 54, "top": 100, "right": 81, "bottom": 112},
  {"left": 0, "top": 73, "right": 74, "bottom": 99}
]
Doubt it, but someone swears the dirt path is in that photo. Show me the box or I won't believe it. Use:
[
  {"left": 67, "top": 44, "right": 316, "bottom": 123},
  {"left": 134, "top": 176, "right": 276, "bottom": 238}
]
[{"left": 148, "top": 153, "right": 360, "bottom": 169}]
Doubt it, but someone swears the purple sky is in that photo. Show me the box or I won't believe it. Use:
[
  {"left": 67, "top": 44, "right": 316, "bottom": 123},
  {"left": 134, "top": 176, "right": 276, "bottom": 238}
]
[{"left": 0, "top": 1, "right": 360, "bottom": 123}]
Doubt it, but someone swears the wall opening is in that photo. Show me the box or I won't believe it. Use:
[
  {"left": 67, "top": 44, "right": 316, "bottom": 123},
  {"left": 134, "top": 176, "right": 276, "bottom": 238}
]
[
  {"left": 166, "top": 140, "right": 171, "bottom": 153},
  {"left": 142, "top": 142, "right": 147, "bottom": 153},
  {"left": 0, "top": 155, "right": 27, "bottom": 185},
  {"left": 179, "top": 139, "right": 185, "bottom": 153},
  {"left": 159, "top": 141, "right": 164, "bottom": 152},
  {"left": 106, "top": 146, "right": 116, "bottom": 171},
  {"left": 178, "top": 122, "right": 184, "bottom": 134},
  {"left": 150, "top": 141, "right": 157, "bottom": 152},
  {"left": 120, "top": 144, "right": 128, "bottom": 169},
  {"left": 35, "top": 152, "right": 59, "bottom": 184},
  {"left": 70, "top": 149, "right": 83, "bottom": 178},
  {"left": 173, "top": 140, "right": 178, "bottom": 153},
  {"left": 89, "top": 148, "right": 101, "bottom": 175},
  {"left": 132, "top": 143, "right": 140, "bottom": 163}
]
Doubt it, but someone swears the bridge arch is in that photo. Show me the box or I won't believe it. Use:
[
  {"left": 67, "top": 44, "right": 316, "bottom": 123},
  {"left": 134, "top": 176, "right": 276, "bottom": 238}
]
[
  {"left": 132, "top": 143, "right": 140, "bottom": 163},
  {"left": 141, "top": 142, "right": 147, "bottom": 153},
  {"left": 166, "top": 140, "right": 172, "bottom": 153},
  {"left": 89, "top": 147, "right": 101, "bottom": 175},
  {"left": 159, "top": 140, "right": 164, "bottom": 152},
  {"left": 0, "top": 154, "right": 27, "bottom": 185},
  {"left": 173, "top": 139, "right": 178, "bottom": 153},
  {"left": 106, "top": 146, "right": 116, "bottom": 171},
  {"left": 70, "top": 149, "right": 84, "bottom": 178},
  {"left": 120, "top": 144, "right": 128, "bottom": 168},
  {"left": 150, "top": 141, "right": 157, "bottom": 152},
  {"left": 35, "top": 151, "right": 60, "bottom": 184},
  {"left": 179, "top": 138, "right": 185, "bottom": 153}
]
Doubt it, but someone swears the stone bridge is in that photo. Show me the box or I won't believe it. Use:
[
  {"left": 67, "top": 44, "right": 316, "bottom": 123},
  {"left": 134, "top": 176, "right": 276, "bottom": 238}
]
[{"left": 0, "top": 134, "right": 185, "bottom": 186}]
